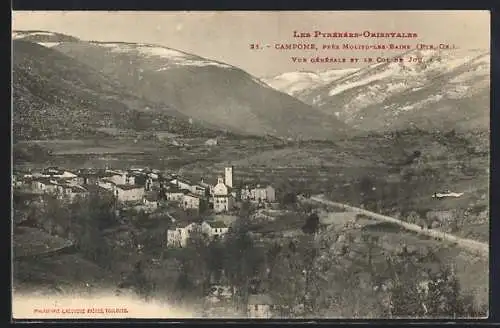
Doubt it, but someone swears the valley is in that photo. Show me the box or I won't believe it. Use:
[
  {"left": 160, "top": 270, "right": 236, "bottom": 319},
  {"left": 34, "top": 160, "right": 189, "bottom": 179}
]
[{"left": 11, "top": 27, "right": 490, "bottom": 319}]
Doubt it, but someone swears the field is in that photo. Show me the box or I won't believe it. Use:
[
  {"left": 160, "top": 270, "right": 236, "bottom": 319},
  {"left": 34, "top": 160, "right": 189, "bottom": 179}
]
[{"left": 13, "top": 227, "right": 73, "bottom": 258}]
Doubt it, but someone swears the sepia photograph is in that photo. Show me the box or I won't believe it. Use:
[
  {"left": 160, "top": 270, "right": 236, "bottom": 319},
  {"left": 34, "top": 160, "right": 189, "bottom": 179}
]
[{"left": 11, "top": 10, "right": 490, "bottom": 319}]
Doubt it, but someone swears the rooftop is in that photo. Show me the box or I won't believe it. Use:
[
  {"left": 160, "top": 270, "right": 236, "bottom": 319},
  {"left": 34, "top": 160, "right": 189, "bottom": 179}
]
[
  {"left": 184, "top": 192, "right": 202, "bottom": 199},
  {"left": 115, "top": 184, "right": 144, "bottom": 191},
  {"left": 69, "top": 186, "right": 88, "bottom": 193},
  {"left": 170, "top": 221, "right": 195, "bottom": 229},
  {"left": 206, "top": 221, "right": 227, "bottom": 228},
  {"left": 82, "top": 184, "right": 113, "bottom": 194},
  {"left": 166, "top": 187, "right": 189, "bottom": 194},
  {"left": 144, "top": 192, "right": 160, "bottom": 202},
  {"left": 32, "top": 177, "right": 58, "bottom": 185}
]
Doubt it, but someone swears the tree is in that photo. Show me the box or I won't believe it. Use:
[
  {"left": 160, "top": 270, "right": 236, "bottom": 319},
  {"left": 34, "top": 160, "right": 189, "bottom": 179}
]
[
  {"left": 385, "top": 255, "right": 426, "bottom": 318},
  {"left": 302, "top": 213, "right": 320, "bottom": 235},
  {"left": 69, "top": 192, "right": 116, "bottom": 269},
  {"left": 282, "top": 192, "right": 297, "bottom": 206},
  {"left": 425, "top": 265, "right": 476, "bottom": 318},
  {"left": 221, "top": 225, "right": 265, "bottom": 311},
  {"left": 126, "top": 260, "right": 154, "bottom": 300},
  {"left": 358, "top": 176, "right": 377, "bottom": 209},
  {"left": 268, "top": 248, "right": 307, "bottom": 317}
]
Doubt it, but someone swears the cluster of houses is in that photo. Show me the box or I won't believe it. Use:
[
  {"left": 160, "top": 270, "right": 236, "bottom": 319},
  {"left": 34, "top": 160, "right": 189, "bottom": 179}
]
[{"left": 13, "top": 165, "right": 278, "bottom": 220}]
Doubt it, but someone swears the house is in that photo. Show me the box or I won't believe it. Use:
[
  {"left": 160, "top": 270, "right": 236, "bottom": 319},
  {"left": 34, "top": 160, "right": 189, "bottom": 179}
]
[
  {"left": 205, "top": 221, "right": 229, "bottom": 239},
  {"left": 165, "top": 187, "right": 187, "bottom": 202},
  {"left": 114, "top": 184, "right": 145, "bottom": 203},
  {"left": 137, "top": 172, "right": 161, "bottom": 191},
  {"left": 166, "top": 220, "right": 229, "bottom": 248},
  {"left": 241, "top": 185, "right": 276, "bottom": 203},
  {"left": 192, "top": 184, "right": 209, "bottom": 197},
  {"left": 83, "top": 184, "right": 114, "bottom": 197},
  {"left": 98, "top": 178, "right": 117, "bottom": 191},
  {"left": 247, "top": 294, "right": 274, "bottom": 318},
  {"left": 12, "top": 174, "right": 26, "bottom": 188},
  {"left": 166, "top": 221, "right": 198, "bottom": 248},
  {"left": 182, "top": 193, "right": 202, "bottom": 210},
  {"left": 199, "top": 179, "right": 214, "bottom": 196},
  {"left": 143, "top": 192, "right": 160, "bottom": 210},
  {"left": 78, "top": 169, "right": 107, "bottom": 185},
  {"left": 103, "top": 169, "right": 128, "bottom": 185},
  {"left": 58, "top": 185, "right": 89, "bottom": 202},
  {"left": 40, "top": 168, "right": 82, "bottom": 184},
  {"left": 169, "top": 177, "right": 193, "bottom": 192},
  {"left": 31, "top": 178, "right": 59, "bottom": 194}
]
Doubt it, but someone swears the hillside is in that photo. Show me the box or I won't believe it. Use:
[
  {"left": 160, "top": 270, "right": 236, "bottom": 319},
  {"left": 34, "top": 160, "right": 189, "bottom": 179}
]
[
  {"left": 12, "top": 39, "right": 224, "bottom": 141},
  {"left": 35, "top": 37, "right": 351, "bottom": 140},
  {"left": 267, "top": 49, "right": 490, "bottom": 133}
]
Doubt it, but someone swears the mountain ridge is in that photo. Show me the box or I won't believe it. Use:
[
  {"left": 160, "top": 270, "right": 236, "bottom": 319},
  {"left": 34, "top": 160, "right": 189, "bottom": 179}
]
[
  {"left": 264, "top": 48, "right": 490, "bottom": 133},
  {"left": 13, "top": 30, "right": 352, "bottom": 141}
]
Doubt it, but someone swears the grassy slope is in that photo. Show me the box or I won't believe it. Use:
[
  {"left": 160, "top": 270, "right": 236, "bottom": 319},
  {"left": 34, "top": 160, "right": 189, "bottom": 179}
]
[{"left": 13, "top": 40, "right": 219, "bottom": 141}]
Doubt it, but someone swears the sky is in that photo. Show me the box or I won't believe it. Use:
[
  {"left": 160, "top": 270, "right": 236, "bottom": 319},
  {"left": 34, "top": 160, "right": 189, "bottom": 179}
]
[{"left": 12, "top": 11, "right": 490, "bottom": 77}]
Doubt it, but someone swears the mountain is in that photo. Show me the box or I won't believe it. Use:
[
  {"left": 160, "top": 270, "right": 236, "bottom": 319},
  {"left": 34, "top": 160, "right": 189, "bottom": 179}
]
[
  {"left": 13, "top": 30, "right": 81, "bottom": 43},
  {"left": 262, "top": 68, "right": 360, "bottom": 98},
  {"left": 12, "top": 39, "right": 219, "bottom": 141},
  {"left": 15, "top": 33, "right": 349, "bottom": 140},
  {"left": 267, "top": 49, "right": 490, "bottom": 133}
]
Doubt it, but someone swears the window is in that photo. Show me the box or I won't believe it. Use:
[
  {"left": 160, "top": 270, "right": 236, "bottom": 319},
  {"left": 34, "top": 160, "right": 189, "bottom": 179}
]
[{"left": 254, "top": 305, "right": 258, "bottom": 311}]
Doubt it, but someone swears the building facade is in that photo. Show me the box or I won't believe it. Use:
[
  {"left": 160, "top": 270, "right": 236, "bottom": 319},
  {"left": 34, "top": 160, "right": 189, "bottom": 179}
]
[
  {"left": 247, "top": 294, "right": 274, "bottom": 318},
  {"left": 213, "top": 177, "right": 233, "bottom": 213},
  {"left": 114, "top": 185, "right": 145, "bottom": 202}
]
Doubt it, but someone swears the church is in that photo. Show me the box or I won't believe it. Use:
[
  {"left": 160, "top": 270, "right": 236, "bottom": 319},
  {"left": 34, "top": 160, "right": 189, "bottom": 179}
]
[{"left": 212, "top": 166, "right": 235, "bottom": 213}]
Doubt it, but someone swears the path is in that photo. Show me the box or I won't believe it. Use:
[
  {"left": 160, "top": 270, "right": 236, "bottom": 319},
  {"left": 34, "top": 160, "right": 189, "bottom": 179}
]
[{"left": 301, "top": 195, "right": 488, "bottom": 257}]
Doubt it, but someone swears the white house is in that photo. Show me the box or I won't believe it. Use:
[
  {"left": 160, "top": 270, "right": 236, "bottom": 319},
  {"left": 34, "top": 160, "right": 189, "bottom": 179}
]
[
  {"left": 166, "top": 220, "right": 229, "bottom": 248},
  {"left": 46, "top": 170, "right": 83, "bottom": 185},
  {"left": 241, "top": 185, "right": 276, "bottom": 203},
  {"left": 104, "top": 169, "right": 128, "bottom": 185},
  {"left": 58, "top": 185, "right": 89, "bottom": 202},
  {"left": 142, "top": 192, "right": 160, "bottom": 210},
  {"left": 31, "top": 178, "right": 59, "bottom": 194},
  {"left": 98, "top": 178, "right": 117, "bottom": 191},
  {"left": 205, "top": 221, "right": 229, "bottom": 239},
  {"left": 167, "top": 222, "right": 198, "bottom": 248},
  {"left": 247, "top": 294, "right": 274, "bottom": 318},
  {"left": 114, "top": 184, "right": 145, "bottom": 203}
]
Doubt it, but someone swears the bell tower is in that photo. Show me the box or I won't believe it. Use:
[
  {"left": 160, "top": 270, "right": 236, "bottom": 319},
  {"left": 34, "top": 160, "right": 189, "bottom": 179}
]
[{"left": 224, "top": 166, "right": 233, "bottom": 188}]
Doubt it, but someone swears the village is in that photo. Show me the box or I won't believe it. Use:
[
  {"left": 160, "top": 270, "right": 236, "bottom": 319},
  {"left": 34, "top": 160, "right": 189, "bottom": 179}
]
[{"left": 13, "top": 164, "right": 288, "bottom": 318}]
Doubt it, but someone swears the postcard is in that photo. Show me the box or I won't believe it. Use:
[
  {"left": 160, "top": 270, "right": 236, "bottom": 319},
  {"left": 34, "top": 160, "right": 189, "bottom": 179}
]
[{"left": 11, "top": 10, "right": 490, "bottom": 319}]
